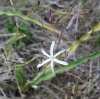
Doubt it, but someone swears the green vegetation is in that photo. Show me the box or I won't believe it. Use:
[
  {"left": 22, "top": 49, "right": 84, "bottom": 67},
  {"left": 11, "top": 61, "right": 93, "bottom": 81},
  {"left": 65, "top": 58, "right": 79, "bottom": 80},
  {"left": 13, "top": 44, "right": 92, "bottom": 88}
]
[{"left": 0, "top": 0, "right": 100, "bottom": 98}]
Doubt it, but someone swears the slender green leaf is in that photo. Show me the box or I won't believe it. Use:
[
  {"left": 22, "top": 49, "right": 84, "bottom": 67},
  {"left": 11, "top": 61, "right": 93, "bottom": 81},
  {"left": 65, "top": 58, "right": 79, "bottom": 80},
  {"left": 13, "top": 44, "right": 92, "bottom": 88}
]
[
  {"left": 0, "top": 9, "right": 62, "bottom": 35},
  {"left": 30, "top": 50, "right": 100, "bottom": 85},
  {"left": 15, "top": 67, "right": 26, "bottom": 86},
  {"left": 68, "top": 22, "right": 100, "bottom": 54},
  {"left": 4, "top": 35, "right": 26, "bottom": 59},
  {"left": 5, "top": 35, "right": 26, "bottom": 50}
]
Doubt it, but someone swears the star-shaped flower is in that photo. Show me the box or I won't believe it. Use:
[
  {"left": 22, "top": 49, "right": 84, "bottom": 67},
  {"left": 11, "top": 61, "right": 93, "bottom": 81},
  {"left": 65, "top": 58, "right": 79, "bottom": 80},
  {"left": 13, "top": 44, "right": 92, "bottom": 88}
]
[{"left": 37, "top": 41, "right": 68, "bottom": 76}]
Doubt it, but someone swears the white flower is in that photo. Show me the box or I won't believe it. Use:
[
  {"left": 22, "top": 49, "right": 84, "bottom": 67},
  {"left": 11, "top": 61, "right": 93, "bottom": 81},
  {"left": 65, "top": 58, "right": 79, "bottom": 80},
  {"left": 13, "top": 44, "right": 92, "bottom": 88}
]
[{"left": 37, "top": 41, "right": 68, "bottom": 76}]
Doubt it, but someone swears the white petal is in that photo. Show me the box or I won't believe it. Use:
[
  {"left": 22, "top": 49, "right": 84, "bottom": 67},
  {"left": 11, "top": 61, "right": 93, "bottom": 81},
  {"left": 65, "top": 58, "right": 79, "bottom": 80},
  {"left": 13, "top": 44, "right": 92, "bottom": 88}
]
[
  {"left": 51, "top": 60, "right": 55, "bottom": 76},
  {"left": 37, "top": 58, "right": 51, "bottom": 68},
  {"left": 41, "top": 48, "right": 50, "bottom": 57},
  {"left": 54, "top": 59, "right": 68, "bottom": 65},
  {"left": 54, "top": 49, "right": 66, "bottom": 57},
  {"left": 50, "top": 41, "right": 55, "bottom": 56}
]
